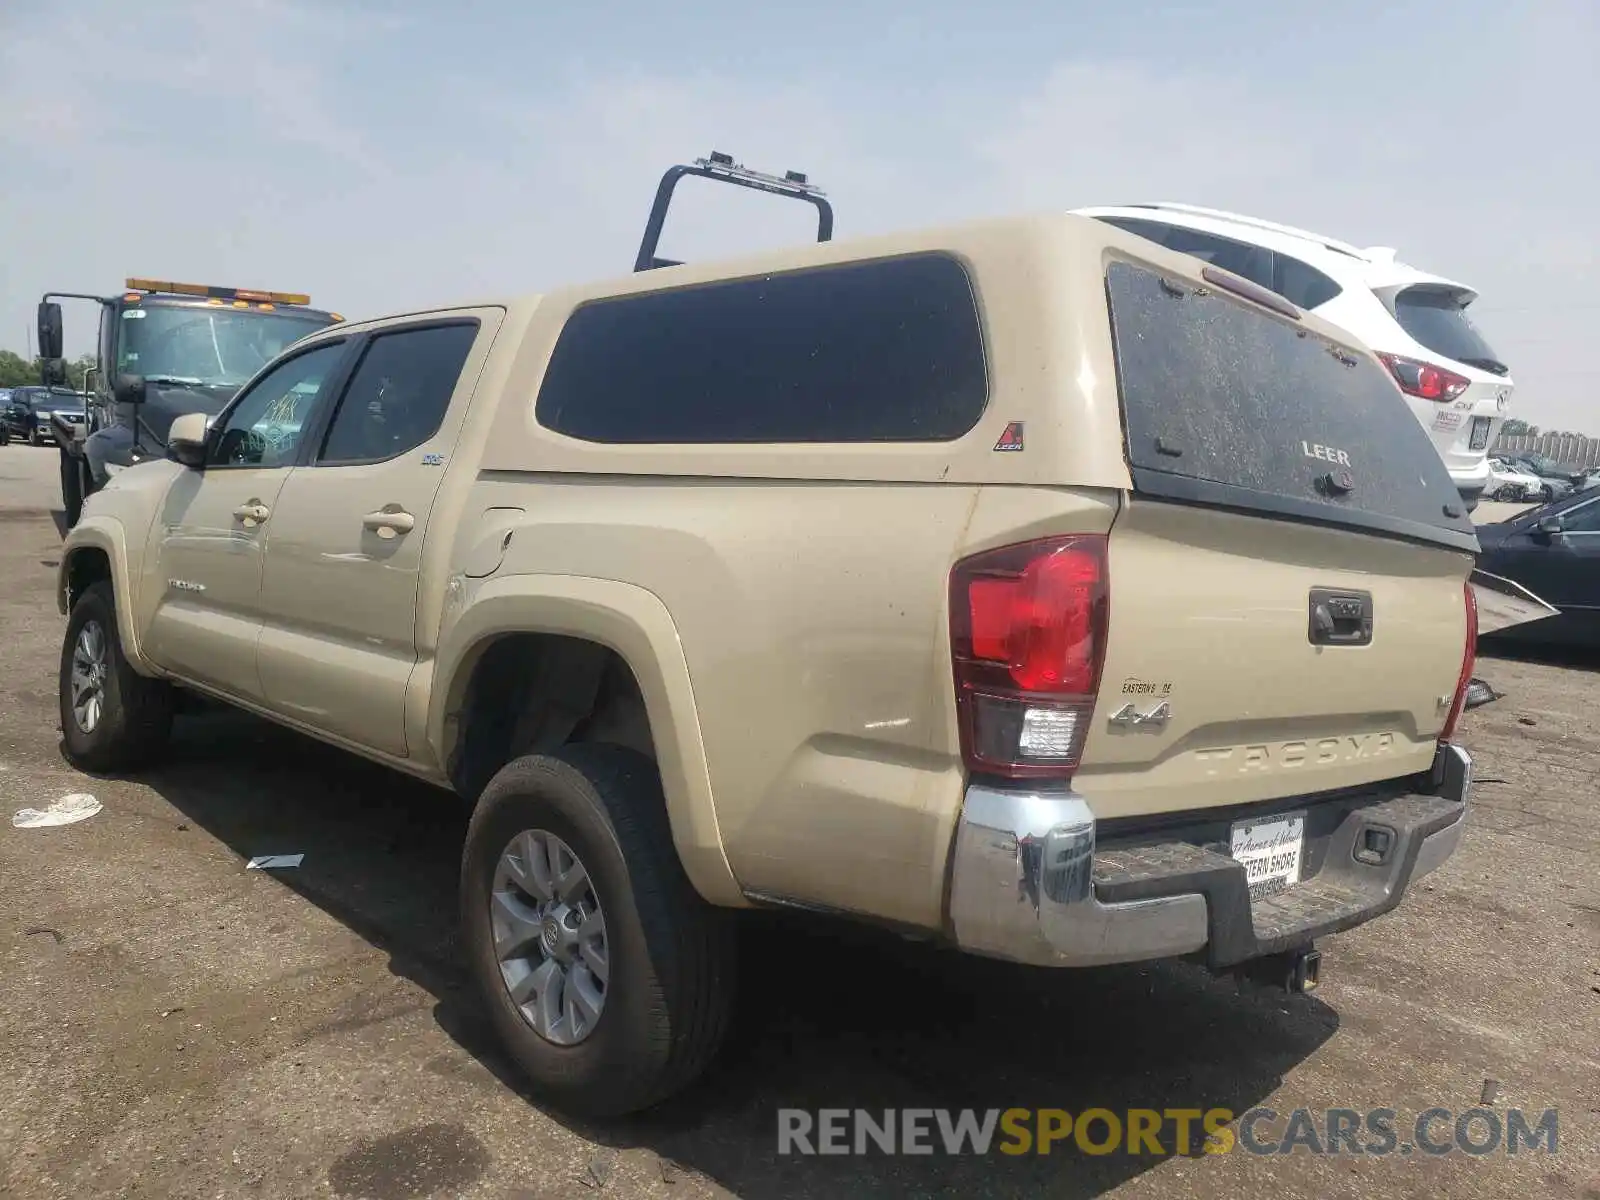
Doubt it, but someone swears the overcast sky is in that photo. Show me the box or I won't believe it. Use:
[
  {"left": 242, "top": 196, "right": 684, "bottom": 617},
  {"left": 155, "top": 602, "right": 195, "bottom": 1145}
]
[{"left": 2, "top": 0, "right": 1595, "bottom": 429}]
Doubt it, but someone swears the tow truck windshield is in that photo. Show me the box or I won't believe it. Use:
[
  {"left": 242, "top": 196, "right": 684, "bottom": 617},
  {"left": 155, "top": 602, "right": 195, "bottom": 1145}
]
[{"left": 116, "top": 303, "right": 328, "bottom": 388}]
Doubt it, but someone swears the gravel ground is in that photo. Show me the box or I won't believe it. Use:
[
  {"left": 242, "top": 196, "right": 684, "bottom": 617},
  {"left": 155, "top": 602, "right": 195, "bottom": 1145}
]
[{"left": 0, "top": 445, "right": 1595, "bottom": 1198}]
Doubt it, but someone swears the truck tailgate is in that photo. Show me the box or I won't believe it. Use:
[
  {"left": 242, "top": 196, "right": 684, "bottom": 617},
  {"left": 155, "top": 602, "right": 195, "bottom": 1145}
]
[
  {"left": 1079, "top": 499, "right": 1469, "bottom": 819},
  {"left": 1076, "top": 254, "right": 1481, "bottom": 820}
]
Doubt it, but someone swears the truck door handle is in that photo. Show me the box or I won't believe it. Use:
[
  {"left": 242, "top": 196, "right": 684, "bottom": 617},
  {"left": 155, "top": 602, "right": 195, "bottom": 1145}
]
[
  {"left": 232, "top": 502, "right": 270, "bottom": 526},
  {"left": 362, "top": 508, "right": 415, "bottom": 538}
]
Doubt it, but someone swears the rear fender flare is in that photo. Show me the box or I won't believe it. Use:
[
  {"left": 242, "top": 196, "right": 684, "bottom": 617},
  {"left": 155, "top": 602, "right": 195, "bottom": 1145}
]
[{"left": 430, "top": 573, "right": 744, "bottom": 908}]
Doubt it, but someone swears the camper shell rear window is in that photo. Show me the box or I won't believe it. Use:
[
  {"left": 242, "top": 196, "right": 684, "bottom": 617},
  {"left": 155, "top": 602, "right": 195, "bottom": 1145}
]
[{"left": 1105, "top": 260, "right": 1479, "bottom": 553}]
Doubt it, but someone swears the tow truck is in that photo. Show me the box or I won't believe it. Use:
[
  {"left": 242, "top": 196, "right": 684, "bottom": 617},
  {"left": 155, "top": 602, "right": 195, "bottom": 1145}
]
[{"left": 37, "top": 279, "right": 343, "bottom": 526}]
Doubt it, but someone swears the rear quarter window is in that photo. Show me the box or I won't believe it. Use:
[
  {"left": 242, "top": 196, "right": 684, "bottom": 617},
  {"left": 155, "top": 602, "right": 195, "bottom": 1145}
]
[
  {"left": 534, "top": 252, "right": 988, "bottom": 443},
  {"left": 1106, "top": 260, "right": 1478, "bottom": 552},
  {"left": 1272, "top": 253, "right": 1343, "bottom": 309}
]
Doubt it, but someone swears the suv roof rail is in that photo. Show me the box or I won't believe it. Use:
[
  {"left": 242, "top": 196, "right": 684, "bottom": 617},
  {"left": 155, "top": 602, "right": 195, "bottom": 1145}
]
[
  {"left": 1118, "top": 202, "right": 1382, "bottom": 261},
  {"left": 634, "top": 151, "right": 833, "bottom": 273}
]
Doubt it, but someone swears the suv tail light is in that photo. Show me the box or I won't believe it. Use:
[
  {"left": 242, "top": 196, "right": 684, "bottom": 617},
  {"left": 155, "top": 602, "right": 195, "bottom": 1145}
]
[
  {"left": 1376, "top": 352, "right": 1471, "bottom": 402},
  {"left": 1439, "top": 581, "right": 1478, "bottom": 742},
  {"left": 949, "top": 535, "right": 1109, "bottom": 779}
]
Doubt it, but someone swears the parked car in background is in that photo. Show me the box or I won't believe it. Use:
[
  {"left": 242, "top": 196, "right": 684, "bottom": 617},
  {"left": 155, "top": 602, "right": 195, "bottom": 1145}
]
[
  {"left": 5, "top": 387, "right": 46, "bottom": 441},
  {"left": 1507, "top": 454, "right": 1579, "bottom": 503},
  {"left": 1071, "top": 203, "right": 1513, "bottom": 509},
  {"left": 4, "top": 385, "right": 84, "bottom": 446},
  {"left": 0, "top": 389, "right": 10, "bottom": 445},
  {"left": 1477, "top": 490, "right": 1600, "bottom": 647},
  {"left": 1486, "top": 457, "right": 1542, "bottom": 502}
]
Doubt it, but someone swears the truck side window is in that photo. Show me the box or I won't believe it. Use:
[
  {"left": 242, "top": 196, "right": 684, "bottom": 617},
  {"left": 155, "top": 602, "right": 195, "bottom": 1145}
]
[
  {"left": 534, "top": 252, "right": 988, "bottom": 444},
  {"left": 317, "top": 322, "right": 479, "bottom": 465},
  {"left": 208, "top": 342, "right": 345, "bottom": 469}
]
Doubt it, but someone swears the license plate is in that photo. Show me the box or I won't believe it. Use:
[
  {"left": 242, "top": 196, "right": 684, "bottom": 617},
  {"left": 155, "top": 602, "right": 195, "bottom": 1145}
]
[
  {"left": 1469, "top": 416, "right": 1491, "bottom": 450},
  {"left": 1230, "top": 811, "right": 1305, "bottom": 901}
]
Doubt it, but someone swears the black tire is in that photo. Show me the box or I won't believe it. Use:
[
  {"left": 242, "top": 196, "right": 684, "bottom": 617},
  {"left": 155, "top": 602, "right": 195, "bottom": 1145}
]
[
  {"left": 59, "top": 580, "right": 175, "bottom": 772},
  {"left": 60, "top": 450, "right": 83, "bottom": 527},
  {"left": 29, "top": 428, "right": 42, "bottom": 447},
  {"left": 460, "top": 744, "right": 735, "bottom": 1117}
]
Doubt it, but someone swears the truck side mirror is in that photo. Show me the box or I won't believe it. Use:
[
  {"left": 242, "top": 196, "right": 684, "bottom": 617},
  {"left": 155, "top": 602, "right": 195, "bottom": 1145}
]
[
  {"left": 36, "top": 301, "right": 63, "bottom": 361},
  {"left": 167, "top": 412, "right": 210, "bottom": 468},
  {"left": 114, "top": 374, "right": 148, "bottom": 405}
]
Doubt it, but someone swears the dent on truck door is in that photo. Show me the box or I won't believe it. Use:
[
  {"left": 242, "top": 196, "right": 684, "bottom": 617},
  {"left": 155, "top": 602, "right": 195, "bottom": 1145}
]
[
  {"left": 144, "top": 340, "right": 351, "bottom": 700},
  {"left": 255, "top": 315, "right": 496, "bottom": 757}
]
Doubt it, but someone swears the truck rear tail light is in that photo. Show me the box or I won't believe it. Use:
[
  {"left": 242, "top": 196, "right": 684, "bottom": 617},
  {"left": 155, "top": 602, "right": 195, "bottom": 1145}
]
[
  {"left": 1440, "top": 581, "right": 1478, "bottom": 742},
  {"left": 1376, "top": 352, "right": 1471, "bottom": 402},
  {"left": 950, "top": 535, "right": 1109, "bottom": 779}
]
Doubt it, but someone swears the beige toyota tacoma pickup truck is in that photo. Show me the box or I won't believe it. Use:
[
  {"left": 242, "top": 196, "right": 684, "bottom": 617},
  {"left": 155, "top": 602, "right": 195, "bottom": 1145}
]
[{"left": 55, "top": 195, "right": 1479, "bottom": 1117}]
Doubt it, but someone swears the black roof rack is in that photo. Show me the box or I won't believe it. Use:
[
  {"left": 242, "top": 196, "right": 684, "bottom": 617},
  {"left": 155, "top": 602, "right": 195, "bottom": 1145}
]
[{"left": 634, "top": 151, "right": 833, "bottom": 272}]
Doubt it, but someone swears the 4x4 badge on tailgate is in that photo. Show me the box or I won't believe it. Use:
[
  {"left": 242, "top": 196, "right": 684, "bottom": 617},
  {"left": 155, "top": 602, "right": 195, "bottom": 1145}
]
[{"left": 1109, "top": 700, "right": 1171, "bottom": 729}]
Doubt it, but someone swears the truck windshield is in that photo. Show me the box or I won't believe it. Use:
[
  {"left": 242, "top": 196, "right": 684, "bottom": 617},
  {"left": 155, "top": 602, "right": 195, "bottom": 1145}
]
[{"left": 116, "top": 303, "right": 330, "bottom": 387}]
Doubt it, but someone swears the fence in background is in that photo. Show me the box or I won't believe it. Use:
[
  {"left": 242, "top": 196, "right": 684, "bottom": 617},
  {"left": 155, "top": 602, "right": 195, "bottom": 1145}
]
[{"left": 1493, "top": 434, "right": 1600, "bottom": 470}]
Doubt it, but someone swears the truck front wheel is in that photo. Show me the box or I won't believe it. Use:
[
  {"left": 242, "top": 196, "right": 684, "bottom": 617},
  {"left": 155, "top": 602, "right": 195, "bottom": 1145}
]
[
  {"left": 459, "top": 744, "right": 736, "bottom": 1116},
  {"left": 59, "top": 581, "right": 174, "bottom": 772}
]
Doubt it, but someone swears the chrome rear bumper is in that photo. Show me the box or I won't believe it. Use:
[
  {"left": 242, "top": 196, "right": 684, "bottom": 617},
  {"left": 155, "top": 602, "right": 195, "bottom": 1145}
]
[{"left": 948, "top": 744, "right": 1472, "bottom": 969}]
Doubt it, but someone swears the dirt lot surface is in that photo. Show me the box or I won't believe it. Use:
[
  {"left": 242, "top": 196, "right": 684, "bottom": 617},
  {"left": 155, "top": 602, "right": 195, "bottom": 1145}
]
[
  {"left": 0, "top": 439, "right": 59, "bottom": 513},
  {"left": 1, "top": 466, "right": 1596, "bottom": 1198},
  {"left": 1473, "top": 499, "right": 1536, "bottom": 525}
]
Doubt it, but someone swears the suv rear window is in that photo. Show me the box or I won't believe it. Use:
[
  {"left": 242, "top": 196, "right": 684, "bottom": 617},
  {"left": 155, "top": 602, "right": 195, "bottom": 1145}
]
[
  {"left": 535, "top": 252, "right": 988, "bottom": 444},
  {"left": 1390, "top": 288, "right": 1507, "bottom": 374},
  {"left": 1106, "top": 261, "right": 1478, "bottom": 552}
]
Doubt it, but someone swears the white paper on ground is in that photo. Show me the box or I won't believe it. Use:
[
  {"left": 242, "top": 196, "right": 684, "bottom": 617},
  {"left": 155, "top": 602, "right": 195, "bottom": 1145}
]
[
  {"left": 245, "top": 854, "right": 304, "bottom": 870},
  {"left": 12, "top": 793, "right": 102, "bottom": 828}
]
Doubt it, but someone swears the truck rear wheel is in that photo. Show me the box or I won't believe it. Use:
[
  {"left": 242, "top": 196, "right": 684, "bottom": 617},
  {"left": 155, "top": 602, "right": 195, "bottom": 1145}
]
[
  {"left": 459, "top": 744, "right": 735, "bottom": 1116},
  {"left": 59, "top": 581, "right": 174, "bottom": 772}
]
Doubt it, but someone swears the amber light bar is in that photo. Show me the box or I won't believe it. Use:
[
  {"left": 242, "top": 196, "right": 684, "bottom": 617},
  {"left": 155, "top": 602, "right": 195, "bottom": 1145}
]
[{"left": 124, "top": 278, "right": 312, "bottom": 306}]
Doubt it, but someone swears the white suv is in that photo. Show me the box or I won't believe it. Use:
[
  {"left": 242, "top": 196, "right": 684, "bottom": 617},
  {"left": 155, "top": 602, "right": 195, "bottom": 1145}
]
[{"left": 1071, "top": 202, "right": 1513, "bottom": 508}]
